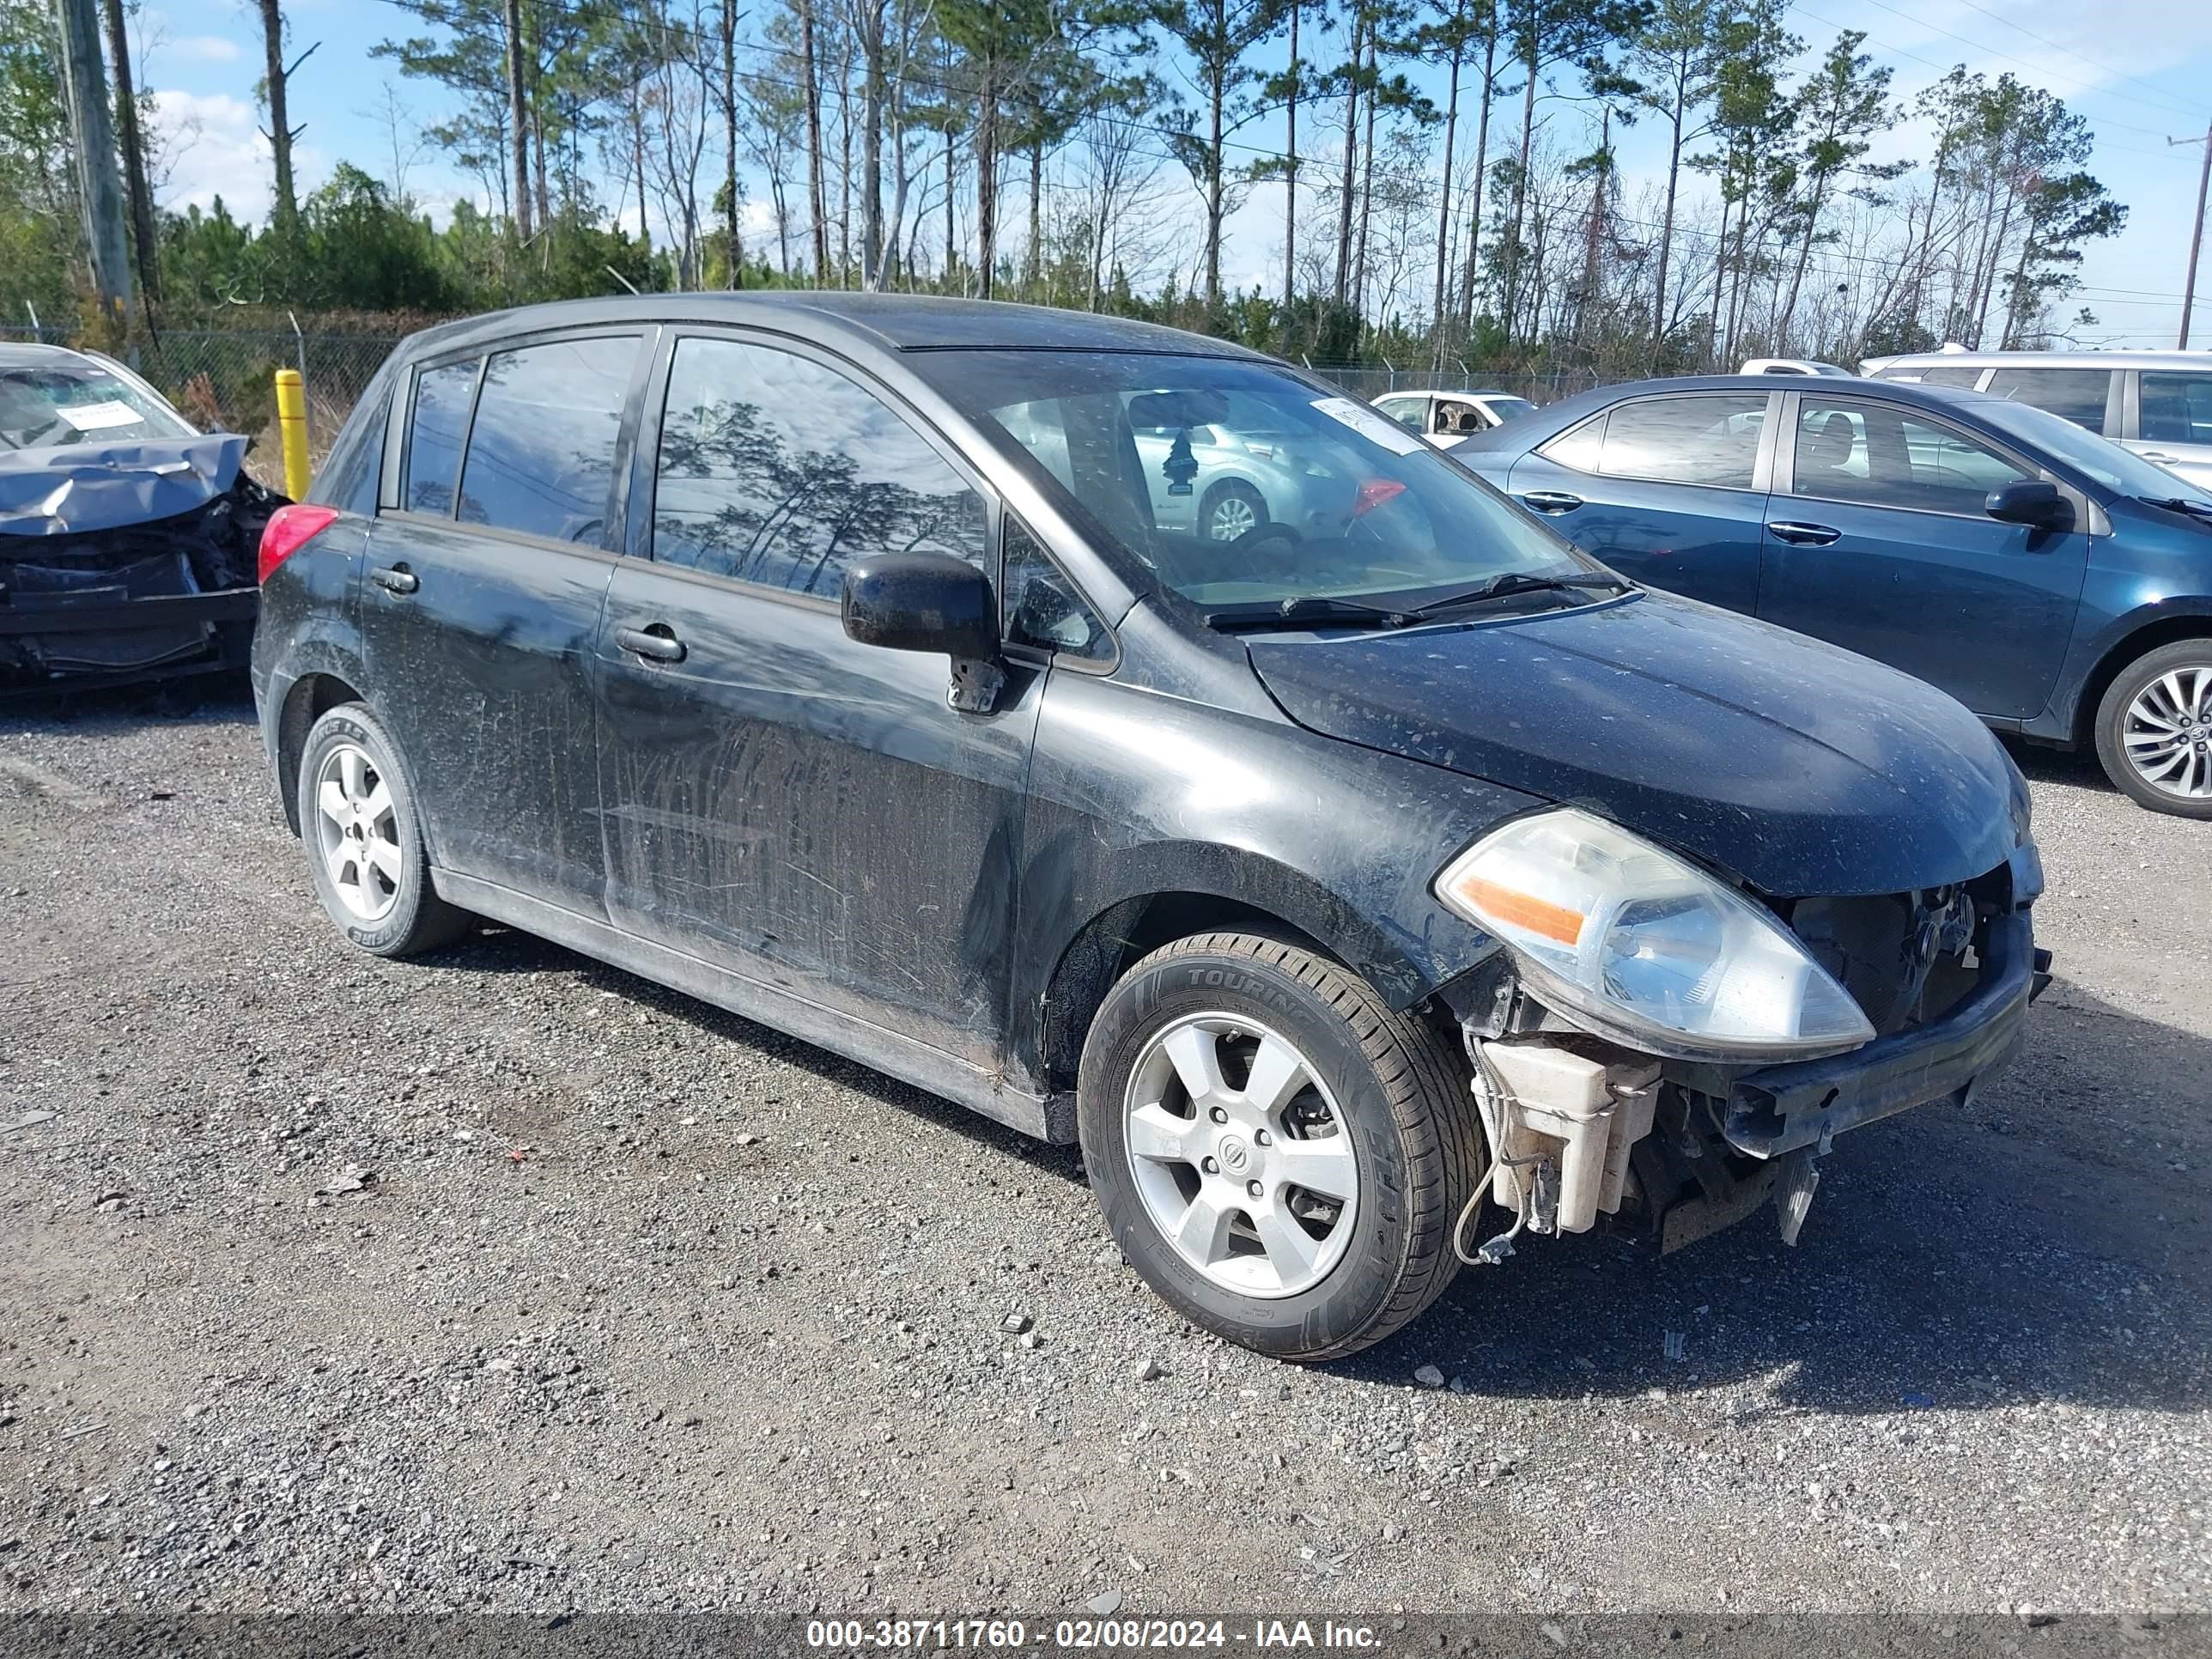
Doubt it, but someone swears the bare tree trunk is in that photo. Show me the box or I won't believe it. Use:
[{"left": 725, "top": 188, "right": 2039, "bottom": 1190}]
[
  {"left": 532, "top": 99, "right": 550, "bottom": 229},
  {"left": 1283, "top": 0, "right": 1298, "bottom": 308},
  {"left": 860, "top": 0, "right": 885, "bottom": 289},
  {"left": 1776, "top": 181, "right": 1826, "bottom": 349},
  {"left": 976, "top": 78, "right": 999, "bottom": 298},
  {"left": 837, "top": 37, "right": 854, "bottom": 283},
  {"left": 631, "top": 88, "right": 649, "bottom": 242},
  {"left": 1708, "top": 191, "right": 1731, "bottom": 362},
  {"left": 801, "top": 0, "right": 827, "bottom": 280},
  {"left": 724, "top": 0, "right": 741, "bottom": 287},
  {"left": 1653, "top": 77, "right": 1684, "bottom": 342},
  {"left": 258, "top": 0, "right": 299, "bottom": 230},
  {"left": 1331, "top": 11, "right": 1363, "bottom": 305},
  {"left": 1503, "top": 15, "right": 1538, "bottom": 342},
  {"left": 1204, "top": 70, "right": 1224, "bottom": 307},
  {"left": 1352, "top": 36, "right": 1377, "bottom": 318},
  {"left": 1026, "top": 143, "right": 1042, "bottom": 293},
  {"left": 1430, "top": 41, "right": 1462, "bottom": 359},
  {"left": 502, "top": 0, "right": 530, "bottom": 239},
  {"left": 1456, "top": 28, "right": 1495, "bottom": 333},
  {"left": 945, "top": 114, "right": 957, "bottom": 288},
  {"left": 100, "top": 0, "right": 160, "bottom": 301}
]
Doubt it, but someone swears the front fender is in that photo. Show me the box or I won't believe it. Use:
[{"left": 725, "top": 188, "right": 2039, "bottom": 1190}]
[
  {"left": 2038, "top": 591, "right": 2212, "bottom": 739},
  {"left": 1013, "top": 671, "right": 1535, "bottom": 1016}
]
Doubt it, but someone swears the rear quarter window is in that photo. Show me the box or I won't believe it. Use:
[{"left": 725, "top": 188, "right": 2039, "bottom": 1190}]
[{"left": 1984, "top": 366, "right": 2112, "bottom": 430}]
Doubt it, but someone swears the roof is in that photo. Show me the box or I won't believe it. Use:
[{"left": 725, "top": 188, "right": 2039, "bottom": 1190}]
[
  {"left": 1379, "top": 387, "right": 1532, "bottom": 400},
  {"left": 1866, "top": 348, "right": 2212, "bottom": 371},
  {"left": 394, "top": 291, "right": 1268, "bottom": 361},
  {"left": 1449, "top": 372, "right": 1990, "bottom": 454}
]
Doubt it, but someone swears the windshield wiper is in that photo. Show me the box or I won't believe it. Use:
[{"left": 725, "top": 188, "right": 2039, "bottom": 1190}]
[
  {"left": 2139, "top": 495, "right": 2212, "bottom": 518},
  {"left": 1204, "top": 594, "right": 1424, "bottom": 631},
  {"left": 1399, "top": 570, "right": 1632, "bottom": 618}
]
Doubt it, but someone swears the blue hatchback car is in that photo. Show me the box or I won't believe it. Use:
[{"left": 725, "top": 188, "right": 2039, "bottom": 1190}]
[{"left": 1451, "top": 374, "right": 2212, "bottom": 816}]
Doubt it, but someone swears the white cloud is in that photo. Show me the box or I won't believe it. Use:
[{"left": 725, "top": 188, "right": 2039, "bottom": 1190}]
[
  {"left": 168, "top": 34, "right": 241, "bottom": 64},
  {"left": 149, "top": 88, "right": 326, "bottom": 228}
]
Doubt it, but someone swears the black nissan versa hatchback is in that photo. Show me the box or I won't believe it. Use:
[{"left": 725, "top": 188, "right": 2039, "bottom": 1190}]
[{"left": 252, "top": 295, "right": 2048, "bottom": 1361}]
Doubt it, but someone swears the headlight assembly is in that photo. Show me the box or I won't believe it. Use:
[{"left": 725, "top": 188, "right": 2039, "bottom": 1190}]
[{"left": 1434, "top": 808, "right": 1875, "bottom": 1062}]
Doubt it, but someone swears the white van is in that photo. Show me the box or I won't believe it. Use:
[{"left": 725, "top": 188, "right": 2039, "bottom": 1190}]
[{"left": 1859, "top": 349, "right": 2212, "bottom": 492}]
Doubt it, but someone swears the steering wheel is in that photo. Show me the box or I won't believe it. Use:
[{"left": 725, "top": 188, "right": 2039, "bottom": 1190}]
[
  {"left": 1227, "top": 520, "right": 1302, "bottom": 552},
  {"left": 1214, "top": 519, "right": 1304, "bottom": 584}
]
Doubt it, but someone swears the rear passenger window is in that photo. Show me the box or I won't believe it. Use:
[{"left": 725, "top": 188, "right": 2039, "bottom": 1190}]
[
  {"left": 653, "top": 337, "right": 987, "bottom": 594},
  {"left": 1596, "top": 394, "right": 1766, "bottom": 489},
  {"left": 458, "top": 336, "right": 639, "bottom": 543},
  {"left": 403, "top": 361, "right": 477, "bottom": 515},
  {"left": 1914, "top": 366, "right": 1985, "bottom": 389},
  {"left": 2142, "top": 373, "right": 2212, "bottom": 445},
  {"left": 1984, "top": 366, "right": 2112, "bottom": 431}
]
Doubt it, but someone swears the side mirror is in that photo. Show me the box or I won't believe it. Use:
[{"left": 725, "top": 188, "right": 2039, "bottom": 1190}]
[
  {"left": 1985, "top": 480, "right": 2074, "bottom": 532},
  {"left": 840, "top": 551, "right": 1006, "bottom": 713}
]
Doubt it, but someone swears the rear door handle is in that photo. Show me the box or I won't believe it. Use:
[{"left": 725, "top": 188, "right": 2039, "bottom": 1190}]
[
  {"left": 1766, "top": 520, "right": 1842, "bottom": 546},
  {"left": 369, "top": 563, "right": 418, "bottom": 594},
  {"left": 1520, "top": 491, "right": 1583, "bottom": 514},
  {"left": 614, "top": 623, "right": 687, "bottom": 665},
  {"left": 2139, "top": 450, "right": 2181, "bottom": 464}
]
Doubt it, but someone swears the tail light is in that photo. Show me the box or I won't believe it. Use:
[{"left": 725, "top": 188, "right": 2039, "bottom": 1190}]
[
  {"left": 1352, "top": 479, "right": 1407, "bottom": 518},
  {"left": 258, "top": 503, "right": 340, "bottom": 583}
]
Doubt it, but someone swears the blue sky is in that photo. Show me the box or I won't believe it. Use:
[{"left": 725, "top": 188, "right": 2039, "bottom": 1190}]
[{"left": 134, "top": 0, "right": 2212, "bottom": 347}]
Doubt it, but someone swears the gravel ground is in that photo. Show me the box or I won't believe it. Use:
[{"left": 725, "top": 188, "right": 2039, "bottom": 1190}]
[{"left": 0, "top": 680, "right": 2207, "bottom": 1620}]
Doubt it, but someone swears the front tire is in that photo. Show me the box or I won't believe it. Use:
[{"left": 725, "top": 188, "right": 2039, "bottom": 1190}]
[
  {"left": 2094, "top": 640, "right": 2212, "bottom": 817},
  {"left": 1200, "top": 480, "right": 1267, "bottom": 543},
  {"left": 1077, "top": 932, "right": 1480, "bottom": 1362},
  {"left": 295, "top": 702, "right": 471, "bottom": 955}
]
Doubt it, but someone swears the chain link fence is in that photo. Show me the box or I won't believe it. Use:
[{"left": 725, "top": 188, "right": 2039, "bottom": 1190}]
[{"left": 3, "top": 323, "right": 1613, "bottom": 494}]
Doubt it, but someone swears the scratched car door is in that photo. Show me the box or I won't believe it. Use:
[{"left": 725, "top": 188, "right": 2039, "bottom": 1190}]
[{"left": 592, "top": 331, "right": 1043, "bottom": 1069}]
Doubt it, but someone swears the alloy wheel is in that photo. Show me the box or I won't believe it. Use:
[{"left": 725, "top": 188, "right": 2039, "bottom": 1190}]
[
  {"left": 313, "top": 741, "right": 404, "bottom": 921},
  {"left": 1122, "top": 1014, "right": 1359, "bottom": 1299},
  {"left": 1206, "top": 494, "right": 1259, "bottom": 542},
  {"left": 2123, "top": 666, "right": 2212, "bottom": 800}
]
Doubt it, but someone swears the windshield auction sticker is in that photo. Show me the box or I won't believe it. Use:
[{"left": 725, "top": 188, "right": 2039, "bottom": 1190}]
[
  {"left": 1310, "top": 396, "right": 1427, "bottom": 456},
  {"left": 54, "top": 400, "right": 143, "bottom": 431}
]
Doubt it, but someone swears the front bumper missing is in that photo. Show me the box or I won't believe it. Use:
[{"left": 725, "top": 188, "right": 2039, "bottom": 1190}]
[{"left": 1721, "top": 913, "right": 2044, "bottom": 1160}]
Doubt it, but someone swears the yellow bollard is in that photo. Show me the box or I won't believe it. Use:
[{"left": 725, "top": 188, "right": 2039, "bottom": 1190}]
[{"left": 273, "top": 368, "right": 310, "bottom": 501}]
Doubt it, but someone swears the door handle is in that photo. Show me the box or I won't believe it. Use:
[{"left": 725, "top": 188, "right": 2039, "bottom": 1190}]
[
  {"left": 1766, "top": 520, "right": 1842, "bottom": 546},
  {"left": 1520, "top": 490, "right": 1583, "bottom": 514},
  {"left": 369, "top": 563, "right": 419, "bottom": 594},
  {"left": 2139, "top": 450, "right": 2181, "bottom": 464},
  {"left": 614, "top": 623, "right": 688, "bottom": 665}
]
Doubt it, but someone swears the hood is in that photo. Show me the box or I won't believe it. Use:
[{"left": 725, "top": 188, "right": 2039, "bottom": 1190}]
[
  {"left": 0, "top": 434, "right": 249, "bottom": 538},
  {"left": 1245, "top": 591, "right": 2029, "bottom": 897}
]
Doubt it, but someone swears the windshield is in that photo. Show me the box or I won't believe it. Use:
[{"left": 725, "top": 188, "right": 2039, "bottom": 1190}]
[
  {"left": 0, "top": 359, "right": 195, "bottom": 451},
  {"left": 1972, "top": 395, "right": 2207, "bottom": 500},
  {"left": 928, "top": 350, "right": 1601, "bottom": 612}
]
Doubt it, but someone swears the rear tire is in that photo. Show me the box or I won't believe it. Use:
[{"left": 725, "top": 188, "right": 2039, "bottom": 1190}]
[
  {"left": 295, "top": 702, "right": 471, "bottom": 956},
  {"left": 1078, "top": 932, "right": 1480, "bottom": 1362},
  {"left": 2094, "top": 640, "right": 2212, "bottom": 818}
]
